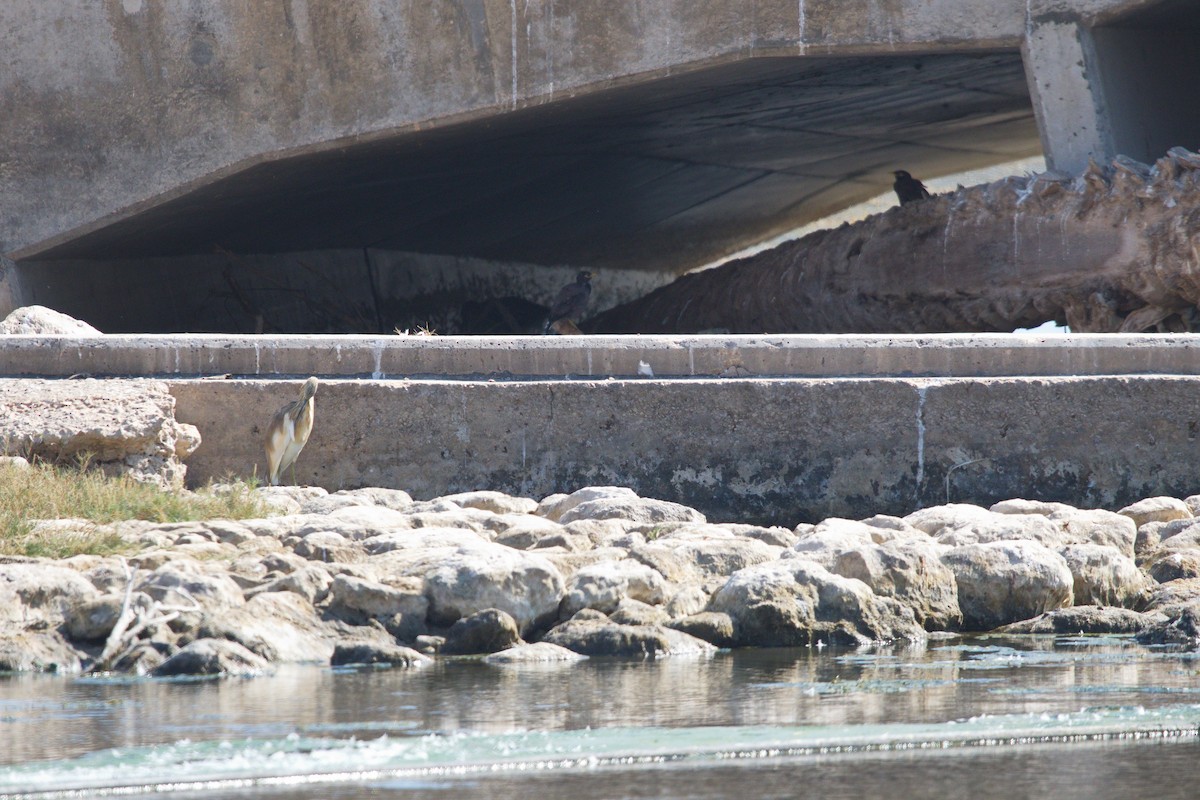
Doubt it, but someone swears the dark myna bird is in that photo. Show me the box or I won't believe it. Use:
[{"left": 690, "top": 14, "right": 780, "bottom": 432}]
[
  {"left": 893, "top": 170, "right": 931, "bottom": 205},
  {"left": 545, "top": 270, "right": 592, "bottom": 334},
  {"left": 265, "top": 377, "right": 318, "bottom": 486}
]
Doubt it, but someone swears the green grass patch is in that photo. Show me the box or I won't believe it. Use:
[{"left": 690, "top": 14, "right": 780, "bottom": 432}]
[{"left": 0, "top": 461, "right": 269, "bottom": 559}]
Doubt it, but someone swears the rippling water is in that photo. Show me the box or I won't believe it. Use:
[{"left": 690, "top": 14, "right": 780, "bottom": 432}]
[{"left": 3, "top": 635, "right": 1200, "bottom": 799}]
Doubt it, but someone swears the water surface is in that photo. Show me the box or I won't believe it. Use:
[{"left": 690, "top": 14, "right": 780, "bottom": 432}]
[{"left": 2, "top": 635, "right": 1199, "bottom": 798}]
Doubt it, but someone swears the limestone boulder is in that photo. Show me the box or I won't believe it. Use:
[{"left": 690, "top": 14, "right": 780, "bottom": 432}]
[
  {"left": 1, "top": 305, "right": 101, "bottom": 335},
  {"left": 558, "top": 559, "right": 670, "bottom": 618},
  {"left": 537, "top": 486, "right": 639, "bottom": 522},
  {"left": 482, "top": 642, "right": 588, "bottom": 664},
  {"left": 0, "top": 562, "right": 99, "bottom": 628},
  {"left": 440, "top": 608, "right": 523, "bottom": 655},
  {"left": 559, "top": 496, "right": 705, "bottom": 526},
  {"left": 0, "top": 378, "right": 200, "bottom": 489},
  {"left": 0, "top": 630, "right": 84, "bottom": 673},
  {"left": 941, "top": 541, "right": 1074, "bottom": 630},
  {"left": 999, "top": 605, "right": 1164, "bottom": 634},
  {"left": 324, "top": 574, "right": 428, "bottom": 640},
  {"left": 300, "top": 487, "right": 414, "bottom": 514},
  {"left": 709, "top": 559, "right": 924, "bottom": 647},
  {"left": 1057, "top": 544, "right": 1150, "bottom": 608},
  {"left": 194, "top": 591, "right": 335, "bottom": 663},
  {"left": 1050, "top": 508, "right": 1137, "bottom": 557},
  {"left": 152, "top": 638, "right": 271, "bottom": 677},
  {"left": 1118, "top": 496, "right": 1192, "bottom": 527},
  {"left": 422, "top": 544, "right": 565, "bottom": 635},
  {"left": 542, "top": 615, "right": 717, "bottom": 658},
  {"left": 439, "top": 490, "right": 538, "bottom": 515},
  {"left": 904, "top": 504, "right": 995, "bottom": 536},
  {"left": 1147, "top": 551, "right": 1200, "bottom": 583},
  {"left": 331, "top": 641, "right": 432, "bottom": 668},
  {"left": 828, "top": 539, "right": 962, "bottom": 631}
]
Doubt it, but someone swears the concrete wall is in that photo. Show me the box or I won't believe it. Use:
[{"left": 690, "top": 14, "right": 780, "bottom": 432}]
[
  {"left": 3, "top": 334, "right": 1199, "bottom": 523},
  {"left": 2, "top": 0, "right": 1026, "bottom": 259},
  {"left": 171, "top": 374, "right": 1200, "bottom": 526}
]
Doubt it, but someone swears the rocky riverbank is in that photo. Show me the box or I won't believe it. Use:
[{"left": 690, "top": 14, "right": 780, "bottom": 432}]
[{"left": 4, "top": 484, "right": 1199, "bottom": 677}]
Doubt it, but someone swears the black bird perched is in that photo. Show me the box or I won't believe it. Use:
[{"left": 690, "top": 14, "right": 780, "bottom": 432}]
[
  {"left": 893, "top": 170, "right": 930, "bottom": 205},
  {"left": 545, "top": 270, "right": 592, "bottom": 334}
]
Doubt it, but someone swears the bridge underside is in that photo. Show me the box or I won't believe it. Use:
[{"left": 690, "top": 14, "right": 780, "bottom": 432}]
[
  {"left": 28, "top": 51, "right": 1038, "bottom": 273},
  {"left": 14, "top": 51, "right": 1040, "bottom": 334}
]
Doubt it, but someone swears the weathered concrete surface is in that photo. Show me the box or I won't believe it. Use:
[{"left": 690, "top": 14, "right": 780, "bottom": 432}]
[
  {"left": 0, "top": 379, "right": 200, "bottom": 489},
  {"left": 6, "top": 334, "right": 1200, "bottom": 380},
  {"left": 593, "top": 149, "right": 1200, "bottom": 335},
  {"left": 1, "top": 0, "right": 1033, "bottom": 269},
  {"left": 171, "top": 374, "right": 1200, "bottom": 525}
]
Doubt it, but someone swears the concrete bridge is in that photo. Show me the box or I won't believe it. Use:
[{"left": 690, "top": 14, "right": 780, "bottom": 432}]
[{"left": 2, "top": 0, "right": 1198, "bottom": 333}]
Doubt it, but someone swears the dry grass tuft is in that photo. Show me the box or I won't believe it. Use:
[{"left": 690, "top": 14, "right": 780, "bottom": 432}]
[{"left": 0, "top": 461, "right": 268, "bottom": 558}]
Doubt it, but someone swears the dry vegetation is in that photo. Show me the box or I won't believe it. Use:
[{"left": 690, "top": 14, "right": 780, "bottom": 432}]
[{"left": 0, "top": 461, "right": 268, "bottom": 558}]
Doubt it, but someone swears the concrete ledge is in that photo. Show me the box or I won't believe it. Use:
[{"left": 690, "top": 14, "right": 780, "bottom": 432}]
[
  {"left": 171, "top": 373, "right": 1200, "bottom": 525},
  {"left": 4, "top": 333, "right": 1200, "bottom": 379}
]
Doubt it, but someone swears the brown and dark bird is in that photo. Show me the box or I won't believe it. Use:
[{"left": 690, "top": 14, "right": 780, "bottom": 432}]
[
  {"left": 265, "top": 376, "right": 318, "bottom": 486},
  {"left": 893, "top": 170, "right": 931, "bottom": 205},
  {"left": 545, "top": 270, "right": 592, "bottom": 334}
]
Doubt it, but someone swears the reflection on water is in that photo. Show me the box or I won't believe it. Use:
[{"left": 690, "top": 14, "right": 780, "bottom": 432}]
[{"left": 2, "top": 635, "right": 1199, "bottom": 798}]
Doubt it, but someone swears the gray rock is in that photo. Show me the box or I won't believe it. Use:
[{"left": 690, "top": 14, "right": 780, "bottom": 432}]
[
  {"left": 1118, "top": 496, "right": 1192, "bottom": 527},
  {"left": 441, "top": 608, "right": 523, "bottom": 655},
  {"left": 152, "top": 638, "right": 271, "bottom": 677},
  {"left": 667, "top": 612, "right": 737, "bottom": 648},
  {"left": 0, "top": 378, "right": 199, "bottom": 490},
  {"left": 423, "top": 544, "right": 565, "bottom": 635},
  {"left": 482, "top": 642, "right": 588, "bottom": 664},
  {"left": 609, "top": 598, "right": 670, "bottom": 626},
  {"left": 1147, "top": 551, "right": 1200, "bottom": 583},
  {"left": 330, "top": 641, "right": 432, "bottom": 668},
  {"left": 559, "top": 496, "right": 705, "bottom": 526},
  {"left": 1, "top": 305, "right": 101, "bottom": 335},
  {"left": 63, "top": 594, "right": 124, "bottom": 642},
  {"left": 537, "top": 486, "right": 639, "bottom": 522},
  {"left": 709, "top": 559, "right": 924, "bottom": 647},
  {"left": 559, "top": 559, "right": 670, "bottom": 618},
  {"left": 542, "top": 617, "right": 717, "bottom": 658},
  {"left": 1058, "top": 544, "right": 1150, "bottom": 608},
  {"left": 249, "top": 564, "right": 334, "bottom": 604},
  {"left": 0, "top": 631, "right": 84, "bottom": 674},
  {"left": 999, "top": 605, "right": 1164, "bottom": 634},
  {"left": 194, "top": 591, "right": 335, "bottom": 663},
  {"left": 439, "top": 490, "right": 538, "bottom": 515},
  {"left": 941, "top": 541, "right": 1074, "bottom": 630}
]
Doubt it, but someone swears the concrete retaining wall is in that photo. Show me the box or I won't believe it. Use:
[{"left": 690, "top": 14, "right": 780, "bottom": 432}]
[
  {"left": 5, "top": 335, "right": 1197, "bottom": 524},
  {"left": 172, "top": 373, "right": 1200, "bottom": 526}
]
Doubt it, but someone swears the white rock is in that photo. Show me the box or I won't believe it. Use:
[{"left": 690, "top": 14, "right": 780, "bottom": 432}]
[
  {"left": 1118, "top": 496, "right": 1193, "bottom": 527},
  {"left": 560, "top": 496, "right": 706, "bottom": 525},
  {"left": 537, "top": 486, "right": 639, "bottom": 522},
  {"left": 423, "top": 544, "right": 565, "bottom": 634},
  {"left": 941, "top": 540, "right": 1074, "bottom": 630},
  {"left": 1, "top": 305, "right": 101, "bottom": 335},
  {"left": 439, "top": 490, "right": 538, "bottom": 515},
  {"left": 483, "top": 642, "right": 587, "bottom": 664},
  {"left": 559, "top": 559, "right": 670, "bottom": 617},
  {"left": 1058, "top": 544, "right": 1150, "bottom": 608}
]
